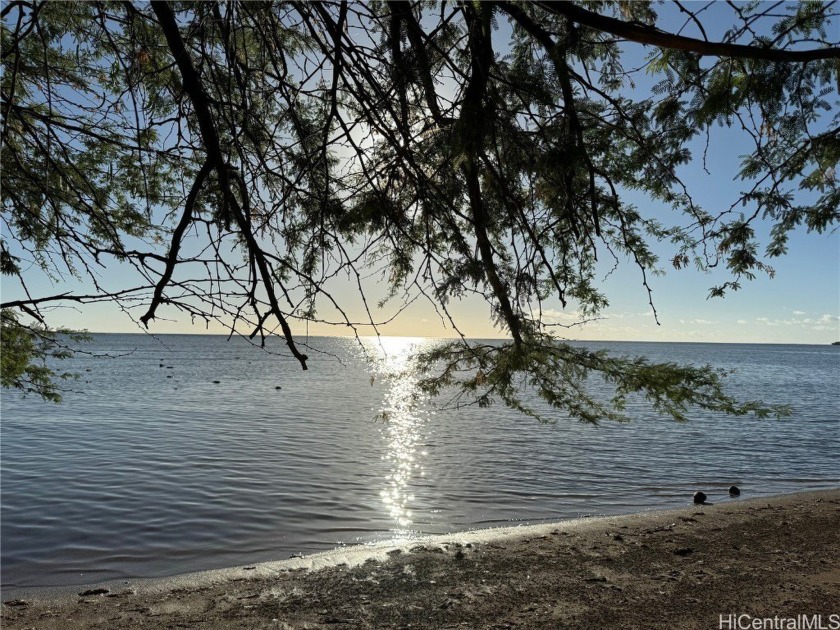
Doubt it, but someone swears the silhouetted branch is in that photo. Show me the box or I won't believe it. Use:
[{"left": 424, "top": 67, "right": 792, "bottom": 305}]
[{"left": 535, "top": 1, "right": 840, "bottom": 61}]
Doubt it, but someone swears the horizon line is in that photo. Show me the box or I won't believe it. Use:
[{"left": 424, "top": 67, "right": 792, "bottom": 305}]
[{"left": 80, "top": 331, "right": 839, "bottom": 346}]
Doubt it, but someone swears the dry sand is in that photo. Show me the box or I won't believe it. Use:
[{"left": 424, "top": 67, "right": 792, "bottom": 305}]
[{"left": 3, "top": 489, "right": 839, "bottom": 629}]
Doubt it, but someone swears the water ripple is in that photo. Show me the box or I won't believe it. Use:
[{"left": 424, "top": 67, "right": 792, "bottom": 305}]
[{"left": 2, "top": 336, "right": 838, "bottom": 588}]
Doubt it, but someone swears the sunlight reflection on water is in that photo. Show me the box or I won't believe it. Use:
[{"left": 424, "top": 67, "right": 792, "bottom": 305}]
[
  {"left": 364, "top": 336, "right": 432, "bottom": 537},
  {"left": 3, "top": 335, "right": 837, "bottom": 589}
]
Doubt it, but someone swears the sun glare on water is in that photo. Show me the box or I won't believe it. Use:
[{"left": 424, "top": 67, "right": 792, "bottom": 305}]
[{"left": 362, "top": 336, "right": 434, "bottom": 536}]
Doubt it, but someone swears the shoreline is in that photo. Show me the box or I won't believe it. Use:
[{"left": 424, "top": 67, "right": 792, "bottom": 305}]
[
  {"left": 4, "top": 488, "right": 839, "bottom": 628},
  {"left": 1, "top": 488, "right": 826, "bottom": 599},
  {"left": 2, "top": 487, "right": 833, "bottom": 598}
]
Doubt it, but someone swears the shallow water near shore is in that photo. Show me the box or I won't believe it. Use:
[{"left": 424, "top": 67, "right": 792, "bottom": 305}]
[{"left": 2, "top": 335, "right": 838, "bottom": 588}]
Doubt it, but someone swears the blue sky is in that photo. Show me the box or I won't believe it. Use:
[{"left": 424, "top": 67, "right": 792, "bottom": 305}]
[{"left": 4, "top": 2, "right": 838, "bottom": 344}]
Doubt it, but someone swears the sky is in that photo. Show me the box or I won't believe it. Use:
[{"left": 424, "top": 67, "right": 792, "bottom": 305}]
[{"left": 3, "top": 2, "right": 839, "bottom": 345}]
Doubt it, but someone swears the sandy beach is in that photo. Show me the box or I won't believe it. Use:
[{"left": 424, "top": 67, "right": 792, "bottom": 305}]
[{"left": 3, "top": 489, "right": 839, "bottom": 629}]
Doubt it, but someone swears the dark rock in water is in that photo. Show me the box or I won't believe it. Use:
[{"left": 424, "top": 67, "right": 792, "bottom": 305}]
[
  {"left": 275, "top": 386, "right": 282, "bottom": 390},
  {"left": 159, "top": 364, "right": 164, "bottom": 367},
  {"left": 693, "top": 491, "right": 707, "bottom": 504},
  {"left": 674, "top": 547, "right": 694, "bottom": 556},
  {"left": 213, "top": 380, "right": 221, "bottom": 384},
  {"left": 729, "top": 485, "right": 741, "bottom": 496},
  {"left": 78, "top": 588, "right": 109, "bottom": 596}
]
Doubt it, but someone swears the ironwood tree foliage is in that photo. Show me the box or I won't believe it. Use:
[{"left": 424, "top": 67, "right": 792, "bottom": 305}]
[{"left": 1, "top": 1, "right": 837, "bottom": 417}]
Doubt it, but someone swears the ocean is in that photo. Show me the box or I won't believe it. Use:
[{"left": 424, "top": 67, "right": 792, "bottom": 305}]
[{"left": 1, "top": 334, "right": 837, "bottom": 589}]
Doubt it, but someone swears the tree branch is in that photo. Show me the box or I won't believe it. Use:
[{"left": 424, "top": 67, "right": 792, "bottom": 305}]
[
  {"left": 535, "top": 1, "right": 840, "bottom": 61},
  {"left": 139, "top": 160, "right": 212, "bottom": 327},
  {"left": 460, "top": 4, "right": 523, "bottom": 346},
  {"left": 151, "top": 0, "right": 309, "bottom": 370}
]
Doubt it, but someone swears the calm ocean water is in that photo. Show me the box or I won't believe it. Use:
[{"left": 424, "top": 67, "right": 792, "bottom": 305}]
[{"left": 1, "top": 334, "right": 838, "bottom": 589}]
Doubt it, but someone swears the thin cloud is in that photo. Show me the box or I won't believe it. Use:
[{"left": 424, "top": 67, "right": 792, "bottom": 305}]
[
  {"left": 753, "top": 313, "right": 839, "bottom": 330},
  {"left": 539, "top": 308, "right": 583, "bottom": 322}
]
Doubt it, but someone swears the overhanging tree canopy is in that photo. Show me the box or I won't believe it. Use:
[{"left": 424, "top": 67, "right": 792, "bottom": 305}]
[{"left": 2, "top": 1, "right": 837, "bottom": 418}]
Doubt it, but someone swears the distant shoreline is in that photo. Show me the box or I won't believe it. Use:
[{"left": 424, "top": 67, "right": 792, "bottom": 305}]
[
  {"left": 4, "top": 488, "right": 839, "bottom": 629},
  {"left": 76, "top": 331, "right": 840, "bottom": 347}
]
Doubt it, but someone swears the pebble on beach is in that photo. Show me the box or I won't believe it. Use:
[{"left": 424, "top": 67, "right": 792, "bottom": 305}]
[
  {"left": 693, "top": 491, "right": 707, "bottom": 504},
  {"left": 729, "top": 486, "right": 741, "bottom": 496}
]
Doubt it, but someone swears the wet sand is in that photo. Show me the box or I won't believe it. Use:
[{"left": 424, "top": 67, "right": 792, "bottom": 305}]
[{"left": 3, "top": 489, "right": 839, "bottom": 629}]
